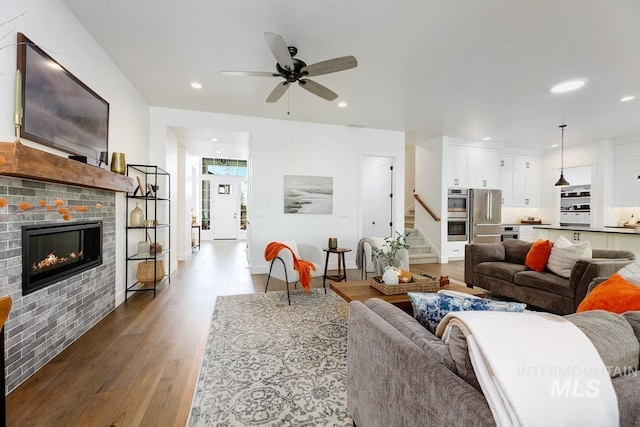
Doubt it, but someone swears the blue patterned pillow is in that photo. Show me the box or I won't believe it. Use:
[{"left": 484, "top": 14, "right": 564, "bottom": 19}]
[{"left": 408, "top": 292, "right": 526, "bottom": 333}]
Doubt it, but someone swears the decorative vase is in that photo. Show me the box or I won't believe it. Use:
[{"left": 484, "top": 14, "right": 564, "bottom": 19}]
[
  {"left": 110, "top": 152, "right": 126, "bottom": 174},
  {"left": 129, "top": 203, "right": 144, "bottom": 227},
  {"left": 382, "top": 266, "right": 399, "bottom": 285},
  {"left": 328, "top": 237, "right": 338, "bottom": 249}
]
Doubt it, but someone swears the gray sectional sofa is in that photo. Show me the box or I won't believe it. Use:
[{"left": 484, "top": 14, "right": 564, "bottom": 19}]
[
  {"left": 464, "top": 239, "right": 634, "bottom": 315},
  {"left": 347, "top": 298, "right": 640, "bottom": 427}
]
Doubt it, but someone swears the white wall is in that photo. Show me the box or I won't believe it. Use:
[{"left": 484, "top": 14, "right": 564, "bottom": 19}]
[
  {"left": 149, "top": 107, "right": 405, "bottom": 272},
  {"left": 415, "top": 138, "right": 444, "bottom": 259},
  {"left": 0, "top": 0, "right": 150, "bottom": 306},
  {"left": 404, "top": 144, "right": 416, "bottom": 214}
]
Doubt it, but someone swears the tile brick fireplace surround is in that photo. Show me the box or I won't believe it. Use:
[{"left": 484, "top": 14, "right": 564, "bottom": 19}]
[
  {"left": 0, "top": 141, "right": 135, "bottom": 393},
  {"left": 0, "top": 176, "right": 116, "bottom": 392}
]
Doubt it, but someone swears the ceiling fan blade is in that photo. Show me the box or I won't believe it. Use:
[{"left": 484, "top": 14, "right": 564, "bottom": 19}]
[
  {"left": 301, "top": 56, "right": 358, "bottom": 77},
  {"left": 266, "top": 81, "right": 290, "bottom": 103},
  {"left": 264, "top": 32, "right": 294, "bottom": 71},
  {"left": 221, "top": 71, "right": 280, "bottom": 77},
  {"left": 298, "top": 79, "right": 338, "bottom": 101}
]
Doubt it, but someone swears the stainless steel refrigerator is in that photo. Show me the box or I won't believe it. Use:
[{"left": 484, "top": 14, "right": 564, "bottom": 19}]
[{"left": 469, "top": 189, "right": 502, "bottom": 243}]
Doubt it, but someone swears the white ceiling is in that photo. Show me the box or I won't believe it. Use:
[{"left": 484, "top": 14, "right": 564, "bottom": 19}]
[{"left": 63, "top": 0, "right": 640, "bottom": 155}]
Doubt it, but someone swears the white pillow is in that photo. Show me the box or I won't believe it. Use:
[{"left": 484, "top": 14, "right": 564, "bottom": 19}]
[
  {"left": 547, "top": 236, "right": 593, "bottom": 278},
  {"left": 616, "top": 261, "right": 640, "bottom": 287}
]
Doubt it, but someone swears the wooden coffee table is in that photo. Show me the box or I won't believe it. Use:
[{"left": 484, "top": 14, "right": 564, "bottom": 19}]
[{"left": 330, "top": 279, "right": 485, "bottom": 312}]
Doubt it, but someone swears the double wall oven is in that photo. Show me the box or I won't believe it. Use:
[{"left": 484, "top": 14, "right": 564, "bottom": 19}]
[{"left": 447, "top": 188, "right": 469, "bottom": 241}]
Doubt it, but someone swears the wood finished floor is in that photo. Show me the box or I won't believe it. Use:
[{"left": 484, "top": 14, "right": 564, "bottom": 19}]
[{"left": 6, "top": 241, "right": 464, "bottom": 426}]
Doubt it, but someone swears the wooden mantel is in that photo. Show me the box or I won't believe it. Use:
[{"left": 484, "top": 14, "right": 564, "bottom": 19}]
[{"left": 0, "top": 141, "right": 135, "bottom": 193}]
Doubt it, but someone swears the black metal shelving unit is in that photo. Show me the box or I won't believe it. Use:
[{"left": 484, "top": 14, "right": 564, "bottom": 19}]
[{"left": 125, "top": 164, "right": 171, "bottom": 299}]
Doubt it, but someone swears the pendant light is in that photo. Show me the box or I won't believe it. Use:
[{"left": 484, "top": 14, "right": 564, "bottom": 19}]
[{"left": 554, "top": 124, "right": 570, "bottom": 187}]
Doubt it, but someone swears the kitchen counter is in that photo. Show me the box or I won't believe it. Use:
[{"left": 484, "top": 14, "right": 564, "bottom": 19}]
[
  {"left": 501, "top": 223, "right": 550, "bottom": 226},
  {"left": 533, "top": 225, "right": 640, "bottom": 235}
]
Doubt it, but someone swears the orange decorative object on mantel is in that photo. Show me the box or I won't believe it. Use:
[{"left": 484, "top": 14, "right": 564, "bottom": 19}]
[{"left": 0, "top": 197, "right": 101, "bottom": 221}]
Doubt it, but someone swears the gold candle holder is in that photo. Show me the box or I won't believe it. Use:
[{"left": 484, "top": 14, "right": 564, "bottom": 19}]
[{"left": 110, "top": 152, "right": 126, "bottom": 174}]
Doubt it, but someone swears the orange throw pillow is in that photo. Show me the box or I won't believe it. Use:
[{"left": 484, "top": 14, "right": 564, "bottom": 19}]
[
  {"left": 577, "top": 273, "right": 640, "bottom": 313},
  {"left": 524, "top": 239, "right": 552, "bottom": 272}
]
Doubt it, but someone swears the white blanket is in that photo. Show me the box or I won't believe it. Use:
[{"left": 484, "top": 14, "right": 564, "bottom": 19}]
[{"left": 436, "top": 311, "right": 619, "bottom": 427}]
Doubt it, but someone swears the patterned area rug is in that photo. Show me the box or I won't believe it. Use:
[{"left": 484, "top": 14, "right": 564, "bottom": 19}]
[{"left": 187, "top": 289, "right": 351, "bottom": 426}]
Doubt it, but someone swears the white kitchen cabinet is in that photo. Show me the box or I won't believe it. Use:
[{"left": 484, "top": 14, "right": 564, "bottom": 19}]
[
  {"left": 500, "top": 168, "right": 513, "bottom": 206},
  {"left": 467, "top": 147, "right": 500, "bottom": 189},
  {"left": 535, "top": 228, "right": 609, "bottom": 249},
  {"left": 449, "top": 146, "right": 468, "bottom": 187},
  {"left": 610, "top": 233, "right": 640, "bottom": 260},
  {"left": 499, "top": 154, "right": 513, "bottom": 169},
  {"left": 445, "top": 241, "right": 466, "bottom": 260},
  {"left": 614, "top": 159, "right": 640, "bottom": 207},
  {"left": 513, "top": 155, "right": 538, "bottom": 170},
  {"left": 500, "top": 154, "right": 540, "bottom": 207},
  {"left": 615, "top": 143, "right": 640, "bottom": 162},
  {"left": 447, "top": 146, "right": 499, "bottom": 189},
  {"left": 519, "top": 225, "right": 535, "bottom": 242}
]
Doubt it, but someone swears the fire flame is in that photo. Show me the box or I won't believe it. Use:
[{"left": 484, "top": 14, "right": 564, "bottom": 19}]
[{"left": 32, "top": 251, "right": 83, "bottom": 272}]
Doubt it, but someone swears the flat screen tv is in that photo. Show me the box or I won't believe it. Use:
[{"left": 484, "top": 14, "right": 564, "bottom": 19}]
[{"left": 17, "top": 33, "right": 109, "bottom": 167}]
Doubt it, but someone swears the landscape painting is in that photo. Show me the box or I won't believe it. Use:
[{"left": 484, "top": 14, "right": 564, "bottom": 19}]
[{"left": 284, "top": 175, "right": 333, "bottom": 214}]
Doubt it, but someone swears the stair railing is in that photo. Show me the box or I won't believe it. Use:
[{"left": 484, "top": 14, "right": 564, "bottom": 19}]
[{"left": 413, "top": 193, "right": 440, "bottom": 222}]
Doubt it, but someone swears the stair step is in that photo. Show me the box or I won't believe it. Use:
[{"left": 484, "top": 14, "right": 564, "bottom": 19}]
[{"left": 409, "top": 253, "right": 438, "bottom": 264}]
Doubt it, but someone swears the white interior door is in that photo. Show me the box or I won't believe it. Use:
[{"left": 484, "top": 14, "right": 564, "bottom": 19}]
[
  {"left": 212, "top": 179, "right": 238, "bottom": 240},
  {"left": 362, "top": 156, "right": 394, "bottom": 238},
  {"left": 373, "top": 162, "right": 393, "bottom": 237}
]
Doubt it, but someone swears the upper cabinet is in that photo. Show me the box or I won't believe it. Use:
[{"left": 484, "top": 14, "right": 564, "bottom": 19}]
[
  {"left": 468, "top": 148, "right": 500, "bottom": 189},
  {"left": 449, "top": 146, "right": 469, "bottom": 187},
  {"left": 447, "top": 145, "right": 500, "bottom": 189},
  {"left": 614, "top": 143, "right": 640, "bottom": 207},
  {"left": 500, "top": 154, "right": 540, "bottom": 207}
]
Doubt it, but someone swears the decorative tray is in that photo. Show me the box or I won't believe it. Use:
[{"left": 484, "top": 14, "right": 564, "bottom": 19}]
[{"left": 370, "top": 274, "right": 440, "bottom": 295}]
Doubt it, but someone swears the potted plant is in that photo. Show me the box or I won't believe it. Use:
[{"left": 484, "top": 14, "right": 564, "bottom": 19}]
[{"left": 372, "top": 231, "right": 410, "bottom": 269}]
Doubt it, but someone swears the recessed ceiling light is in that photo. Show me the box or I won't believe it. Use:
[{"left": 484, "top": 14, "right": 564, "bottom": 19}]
[
  {"left": 191, "top": 82, "right": 203, "bottom": 89},
  {"left": 337, "top": 101, "right": 348, "bottom": 108},
  {"left": 215, "top": 150, "right": 222, "bottom": 154},
  {"left": 550, "top": 79, "right": 586, "bottom": 93},
  {"left": 483, "top": 137, "right": 491, "bottom": 141},
  {"left": 551, "top": 144, "right": 559, "bottom": 148},
  {"left": 620, "top": 95, "right": 636, "bottom": 102},
  {"left": 210, "top": 138, "right": 218, "bottom": 142}
]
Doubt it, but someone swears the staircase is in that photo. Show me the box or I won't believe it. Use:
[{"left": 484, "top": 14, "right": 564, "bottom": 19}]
[{"left": 405, "top": 210, "right": 438, "bottom": 264}]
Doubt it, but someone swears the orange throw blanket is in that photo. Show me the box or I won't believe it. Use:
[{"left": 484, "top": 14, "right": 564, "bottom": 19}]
[{"left": 264, "top": 242, "right": 316, "bottom": 293}]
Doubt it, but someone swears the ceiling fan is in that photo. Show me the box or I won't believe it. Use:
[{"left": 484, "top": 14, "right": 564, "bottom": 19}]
[{"left": 222, "top": 32, "right": 358, "bottom": 103}]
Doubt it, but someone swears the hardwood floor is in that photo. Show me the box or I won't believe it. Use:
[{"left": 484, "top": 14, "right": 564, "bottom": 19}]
[{"left": 5, "top": 241, "right": 464, "bottom": 426}]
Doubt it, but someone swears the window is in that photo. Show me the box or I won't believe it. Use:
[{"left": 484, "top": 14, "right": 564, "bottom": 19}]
[{"left": 202, "top": 158, "right": 247, "bottom": 176}]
